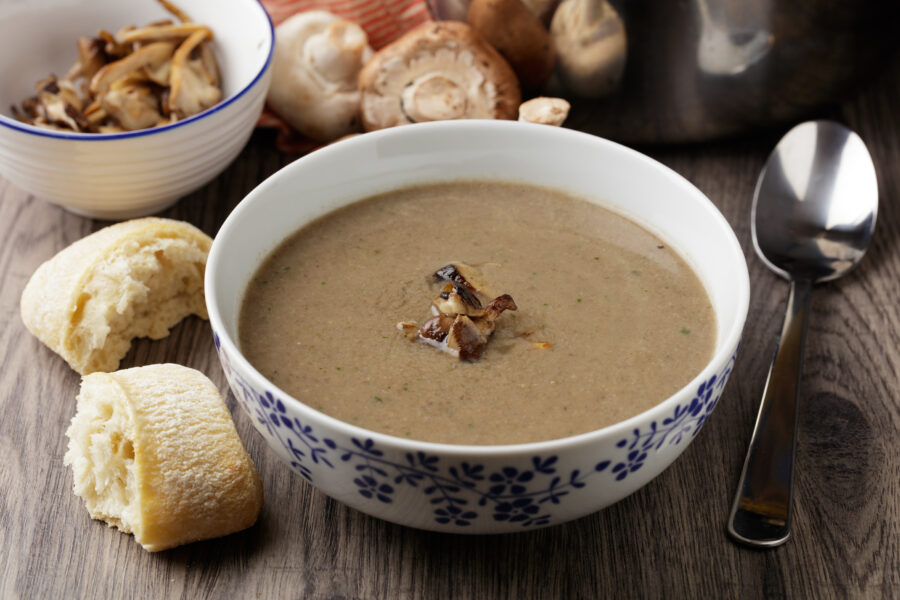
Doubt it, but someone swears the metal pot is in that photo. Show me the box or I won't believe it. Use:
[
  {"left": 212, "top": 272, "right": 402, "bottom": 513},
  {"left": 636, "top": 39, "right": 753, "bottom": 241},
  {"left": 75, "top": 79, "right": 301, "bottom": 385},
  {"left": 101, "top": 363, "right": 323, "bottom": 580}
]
[{"left": 429, "top": 0, "right": 900, "bottom": 143}]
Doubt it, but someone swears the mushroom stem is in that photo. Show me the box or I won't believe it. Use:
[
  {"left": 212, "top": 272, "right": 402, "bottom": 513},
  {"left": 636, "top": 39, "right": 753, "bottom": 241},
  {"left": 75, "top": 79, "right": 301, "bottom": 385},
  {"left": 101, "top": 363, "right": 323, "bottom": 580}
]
[
  {"left": 167, "top": 29, "right": 220, "bottom": 118},
  {"left": 171, "top": 29, "right": 212, "bottom": 75},
  {"left": 69, "top": 37, "right": 107, "bottom": 81},
  {"left": 116, "top": 24, "right": 212, "bottom": 44},
  {"left": 97, "top": 29, "right": 131, "bottom": 58},
  {"left": 401, "top": 74, "right": 468, "bottom": 122},
  {"left": 100, "top": 82, "right": 163, "bottom": 131},
  {"left": 157, "top": 0, "right": 192, "bottom": 23},
  {"left": 90, "top": 41, "right": 176, "bottom": 94}
]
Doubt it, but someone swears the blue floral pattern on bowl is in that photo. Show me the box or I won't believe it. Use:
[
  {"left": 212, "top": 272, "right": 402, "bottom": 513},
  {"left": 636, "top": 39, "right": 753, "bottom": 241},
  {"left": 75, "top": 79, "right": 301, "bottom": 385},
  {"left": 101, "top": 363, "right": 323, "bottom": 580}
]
[{"left": 216, "top": 332, "right": 739, "bottom": 530}]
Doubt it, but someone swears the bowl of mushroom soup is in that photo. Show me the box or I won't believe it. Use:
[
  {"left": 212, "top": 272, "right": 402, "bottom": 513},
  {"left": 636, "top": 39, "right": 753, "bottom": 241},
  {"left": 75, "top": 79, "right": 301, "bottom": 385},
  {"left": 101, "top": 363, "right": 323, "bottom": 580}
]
[
  {"left": 207, "top": 120, "right": 750, "bottom": 532},
  {"left": 0, "top": 0, "right": 273, "bottom": 219}
]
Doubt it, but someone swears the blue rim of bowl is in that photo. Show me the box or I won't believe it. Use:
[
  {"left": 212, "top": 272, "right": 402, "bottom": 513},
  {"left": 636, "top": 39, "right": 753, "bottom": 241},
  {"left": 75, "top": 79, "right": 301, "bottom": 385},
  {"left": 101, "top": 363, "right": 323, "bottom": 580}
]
[
  {"left": 0, "top": 0, "right": 274, "bottom": 141},
  {"left": 207, "top": 120, "right": 752, "bottom": 456}
]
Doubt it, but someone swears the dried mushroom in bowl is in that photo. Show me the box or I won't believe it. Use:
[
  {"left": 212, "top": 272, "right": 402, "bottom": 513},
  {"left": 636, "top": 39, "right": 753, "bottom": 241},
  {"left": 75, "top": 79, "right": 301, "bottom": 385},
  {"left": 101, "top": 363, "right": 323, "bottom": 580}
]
[{"left": 10, "top": 0, "right": 221, "bottom": 134}]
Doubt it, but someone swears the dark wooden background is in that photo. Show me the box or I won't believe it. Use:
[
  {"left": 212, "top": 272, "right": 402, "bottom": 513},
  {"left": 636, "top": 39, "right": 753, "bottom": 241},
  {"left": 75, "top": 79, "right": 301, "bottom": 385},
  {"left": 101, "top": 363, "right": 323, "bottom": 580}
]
[{"left": 2, "top": 64, "right": 899, "bottom": 599}]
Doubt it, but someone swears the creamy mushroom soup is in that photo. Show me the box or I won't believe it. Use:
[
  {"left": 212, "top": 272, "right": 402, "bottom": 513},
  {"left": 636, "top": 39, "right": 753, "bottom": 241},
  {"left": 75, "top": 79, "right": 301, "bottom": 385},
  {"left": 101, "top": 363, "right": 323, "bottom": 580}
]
[{"left": 239, "top": 181, "right": 716, "bottom": 445}]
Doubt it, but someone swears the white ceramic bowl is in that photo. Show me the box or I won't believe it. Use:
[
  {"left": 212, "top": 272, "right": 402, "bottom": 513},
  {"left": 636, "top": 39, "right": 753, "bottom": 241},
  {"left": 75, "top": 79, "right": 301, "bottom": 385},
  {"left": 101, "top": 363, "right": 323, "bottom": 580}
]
[
  {"left": 207, "top": 121, "right": 750, "bottom": 532},
  {"left": 0, "top": 0, "right": 273, "bottom": 219}
]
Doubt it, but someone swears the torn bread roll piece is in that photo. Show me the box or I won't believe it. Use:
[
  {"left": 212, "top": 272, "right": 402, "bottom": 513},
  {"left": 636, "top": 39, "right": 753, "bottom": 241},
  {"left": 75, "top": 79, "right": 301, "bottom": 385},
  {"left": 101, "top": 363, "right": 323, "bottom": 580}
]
[
  {"left": 64, "top": 364, "right": 264, "bottom": 552},
  {"left": 20, "top": 218, "right": 211, "bottom": 375},
  {"left": 358, "top": 22, "right": 521, "bottom": 132}
]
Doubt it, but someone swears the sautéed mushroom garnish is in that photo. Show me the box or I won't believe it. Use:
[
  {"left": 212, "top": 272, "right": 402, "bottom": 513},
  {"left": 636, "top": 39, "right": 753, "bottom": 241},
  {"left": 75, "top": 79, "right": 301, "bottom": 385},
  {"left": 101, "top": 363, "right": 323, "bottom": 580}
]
[{"left": 398, "top": 263, "right": 518, "bottom": 361}]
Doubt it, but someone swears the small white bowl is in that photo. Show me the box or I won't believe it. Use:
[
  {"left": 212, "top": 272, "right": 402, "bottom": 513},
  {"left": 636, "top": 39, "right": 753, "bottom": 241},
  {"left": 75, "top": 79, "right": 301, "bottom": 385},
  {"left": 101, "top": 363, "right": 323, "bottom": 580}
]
[
  {"left": 207, "top": 121, "right": 751, "bottom": 532},
  {"left": 0, "top": 0, "right": 273, "bottom": 219}
]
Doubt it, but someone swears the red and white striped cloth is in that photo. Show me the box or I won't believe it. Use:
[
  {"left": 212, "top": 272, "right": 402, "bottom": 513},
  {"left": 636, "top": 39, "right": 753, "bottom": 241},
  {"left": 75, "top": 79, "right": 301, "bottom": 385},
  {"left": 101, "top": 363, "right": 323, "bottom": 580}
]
[{"left": 257, "top": 0, "right": 434, "bottom": 152}]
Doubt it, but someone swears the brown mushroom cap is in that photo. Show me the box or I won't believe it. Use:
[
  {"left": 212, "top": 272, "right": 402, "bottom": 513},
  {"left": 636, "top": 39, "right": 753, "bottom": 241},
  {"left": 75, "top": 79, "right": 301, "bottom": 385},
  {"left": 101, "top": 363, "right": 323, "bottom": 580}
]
[
  {"left": 467, "top": 0, "right": 556, "bottom": 90},
  {"left": 358, "top": 21, "right": 521, "bottom": 132},
  {"left": 520, "top": 0, "right": 561, "bottom": 24}
]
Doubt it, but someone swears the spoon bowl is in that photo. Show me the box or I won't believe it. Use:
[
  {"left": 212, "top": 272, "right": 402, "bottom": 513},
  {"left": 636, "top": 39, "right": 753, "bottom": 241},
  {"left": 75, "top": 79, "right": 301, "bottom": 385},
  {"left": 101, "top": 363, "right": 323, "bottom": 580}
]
[
  {"left": 728, "top": 120, "right": 878, "bottom": 547},
  {"left": 752, "top": 121, "right": 879, "bottom": 283}
]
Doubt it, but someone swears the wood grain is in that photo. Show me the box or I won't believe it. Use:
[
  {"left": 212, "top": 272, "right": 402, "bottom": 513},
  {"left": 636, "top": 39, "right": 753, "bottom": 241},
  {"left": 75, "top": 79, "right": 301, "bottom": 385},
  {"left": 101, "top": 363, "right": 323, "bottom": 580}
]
[{"left": 3, "top": 69, "right": 899, "bottom": 599}]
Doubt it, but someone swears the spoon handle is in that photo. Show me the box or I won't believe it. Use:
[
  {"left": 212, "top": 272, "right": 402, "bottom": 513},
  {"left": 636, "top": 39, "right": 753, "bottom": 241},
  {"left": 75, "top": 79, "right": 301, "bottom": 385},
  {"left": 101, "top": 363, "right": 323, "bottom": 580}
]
[{"left": 727, "top": 277, "right": 812, "bottom": 548}]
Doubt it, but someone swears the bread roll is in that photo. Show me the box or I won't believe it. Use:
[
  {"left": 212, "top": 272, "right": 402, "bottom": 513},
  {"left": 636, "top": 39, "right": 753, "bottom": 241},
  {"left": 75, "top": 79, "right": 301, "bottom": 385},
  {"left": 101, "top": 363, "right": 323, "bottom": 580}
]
[
  {"left": 64, "top": 364, "right": 264, "bottom": 552},
  {"left": 20, "top": 217, "right": 211, "bottom": 374}
]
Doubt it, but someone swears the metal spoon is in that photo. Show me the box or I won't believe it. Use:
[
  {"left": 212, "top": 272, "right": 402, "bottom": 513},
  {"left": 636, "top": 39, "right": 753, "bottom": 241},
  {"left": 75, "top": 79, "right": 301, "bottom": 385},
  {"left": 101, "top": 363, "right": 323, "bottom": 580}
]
[{"left": 727, "top": 120, "right": 878, "bottom": 548}]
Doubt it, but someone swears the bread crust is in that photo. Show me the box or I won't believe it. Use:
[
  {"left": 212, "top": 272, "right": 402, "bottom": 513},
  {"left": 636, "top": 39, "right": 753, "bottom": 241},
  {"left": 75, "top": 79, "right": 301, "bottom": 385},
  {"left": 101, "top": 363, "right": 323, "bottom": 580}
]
[
  {"left": 64, "top": 364, "right": 264, "bottom": 552},
  {"left": 20, "top": 217, "right": 212, "bottom": 374}
]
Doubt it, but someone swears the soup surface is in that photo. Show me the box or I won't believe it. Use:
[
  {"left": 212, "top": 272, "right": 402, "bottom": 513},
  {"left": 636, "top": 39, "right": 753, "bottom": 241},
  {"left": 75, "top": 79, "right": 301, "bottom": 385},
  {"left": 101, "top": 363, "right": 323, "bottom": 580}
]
[{"left": 239, "top": 181, "right": 716, "bottom": 445}]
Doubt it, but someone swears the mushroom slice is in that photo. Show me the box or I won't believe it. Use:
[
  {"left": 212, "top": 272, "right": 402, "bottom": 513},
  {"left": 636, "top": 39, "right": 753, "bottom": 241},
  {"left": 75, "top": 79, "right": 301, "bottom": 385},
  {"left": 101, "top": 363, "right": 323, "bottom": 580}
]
[
  {"left": 90, "top": 41, "right": 176, "bottom": 94},
  {"left": 34, "top": 76, "right": 91, "bottom": 131},
  {"left": 358, "top": 22, "right": 521, "bottom": 132},
  {"left": 101, "top": 81, "right": 163, "bottom": 131},
  {"left": 35, "top": 91, "right": 74, "bottom": 130},
  {"left": 98, "top": 29, "right": 131, "bottom": 58},
  {"left": 143, "top": 60, "right": 172, "bottom": 86},
  {"left": 441, "top": 294, "right": 517, "bottom": 361},
  {"left": 11, "top": 99, "right": 38, "bottom": 124},
  {"left": 158, "top": 0, "right": 193, "bottom": 23},
  {"left": 445, "top": 315, "right": 490, "bottom": 360},
  {"left": 54, "top": 78, "right": 86, "bottom": 112},
  {"left": 482, "top": 294, "right": 518, "bottom": 323},
  {"left": 433, "top": 282, "right": 485, "bottom": 317},
  {"left": 168, "top": 30, "right": 221, "bottom": 118},
  {"left": 116, "top": 23, "right": 212, "bottom": 44},
  {"left": 433, "top": 262, "right": 487, "bottom": 293},
  {"left": 518, "top": 96, "right": 570, "bottom": 125},
  {"left": 416, "top": 290, "right": 517, "bottom": 360},
  {"left": 83, "top": 102, "right": 109, "bottom": 126},
  {"left": 396, "top": 321, "right": 419, "bottom": 339},
  {"left": 454, "top": 294, "right": 518, "bottom": 357},
  {"left": 419, "top": 314, "right": 455, "bottom": 344},
  {"left": 199, "top": 42, "right": 219, "bottom": 88},
  {"left": 418, "top": 314, "right": 488, "bottom": 360},
  {"left": 39, "top": 93, "right": 89, "bottom": 131},
  {"left": 266, "top": 11, "right": 372, "bottom": 142},
  {"left": 66, "top": 37, "right": 108, "bottom": 81}
]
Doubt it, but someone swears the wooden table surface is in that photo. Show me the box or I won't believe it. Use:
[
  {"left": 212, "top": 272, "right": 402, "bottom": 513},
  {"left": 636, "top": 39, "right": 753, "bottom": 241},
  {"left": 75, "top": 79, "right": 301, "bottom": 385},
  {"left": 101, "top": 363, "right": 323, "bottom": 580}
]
[{"left": 3, "top": 69, "right": 899, "bottom": 600}]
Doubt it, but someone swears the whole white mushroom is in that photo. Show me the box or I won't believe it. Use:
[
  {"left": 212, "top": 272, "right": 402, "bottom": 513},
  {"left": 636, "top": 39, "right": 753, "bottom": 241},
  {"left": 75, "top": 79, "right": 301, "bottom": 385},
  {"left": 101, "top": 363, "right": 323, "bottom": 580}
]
[{"left": 267, "top": 11, "right": 373, "bottom": 142}]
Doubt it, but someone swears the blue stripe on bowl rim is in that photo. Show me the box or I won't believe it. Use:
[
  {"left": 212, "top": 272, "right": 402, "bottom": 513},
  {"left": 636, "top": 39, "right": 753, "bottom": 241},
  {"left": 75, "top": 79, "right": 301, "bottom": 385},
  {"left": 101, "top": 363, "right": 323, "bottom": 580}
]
[{"left": 0, "top": 0, "right": 275, "bottom": 142}]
